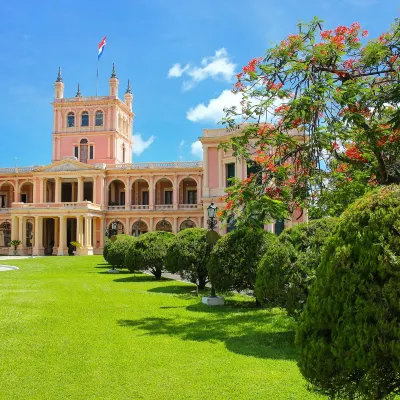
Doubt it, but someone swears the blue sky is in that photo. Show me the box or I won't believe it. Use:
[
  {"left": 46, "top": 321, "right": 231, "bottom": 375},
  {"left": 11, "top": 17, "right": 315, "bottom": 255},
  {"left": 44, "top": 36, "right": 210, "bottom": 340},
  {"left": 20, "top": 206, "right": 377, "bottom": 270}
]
[{"left": 0, "top": 0, "right": 398, "bottom": 167}]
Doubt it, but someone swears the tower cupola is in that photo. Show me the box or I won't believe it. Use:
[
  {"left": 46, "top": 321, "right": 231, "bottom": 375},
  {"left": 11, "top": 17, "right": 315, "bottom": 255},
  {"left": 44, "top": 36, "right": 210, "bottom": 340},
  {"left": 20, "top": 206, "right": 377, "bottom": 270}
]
[
  {"left": 109, "top": 63, "right": 119, "bottom": 98},
  {"left": 54, "top": 67, "right": 64, "bottom": 99},
  {"left": 124, "top": 79, "right": 133, "bottom": 110}
]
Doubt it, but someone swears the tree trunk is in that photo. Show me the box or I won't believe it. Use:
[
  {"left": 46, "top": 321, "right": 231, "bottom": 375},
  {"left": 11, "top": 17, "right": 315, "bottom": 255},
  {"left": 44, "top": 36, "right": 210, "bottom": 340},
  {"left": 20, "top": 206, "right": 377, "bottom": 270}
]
[
  {"left": 154, "top": 268, "right": 162, "bottom": 280},
  {"left": 197, "top": 278, "right": 207, "bottom": 291}
]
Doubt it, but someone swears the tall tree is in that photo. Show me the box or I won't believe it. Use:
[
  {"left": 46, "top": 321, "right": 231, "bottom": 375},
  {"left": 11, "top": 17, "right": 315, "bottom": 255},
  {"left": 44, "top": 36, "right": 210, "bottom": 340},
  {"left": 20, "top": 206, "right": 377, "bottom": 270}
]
[{"left": 219, "top": 17, "right": 400, "bottom": 224}]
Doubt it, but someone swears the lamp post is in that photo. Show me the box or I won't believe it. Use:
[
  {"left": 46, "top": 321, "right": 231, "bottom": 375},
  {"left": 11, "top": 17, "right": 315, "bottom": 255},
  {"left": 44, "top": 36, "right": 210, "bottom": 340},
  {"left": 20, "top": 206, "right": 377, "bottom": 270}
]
[
  {"left": 207, "top": 202, "right": 218, "bottom": 297},
  {"left": 29, "top": 231, "right": 33, "bottom": 258},
  {"left": 105, "top": 219, "right": 120, "bottom": 274}
]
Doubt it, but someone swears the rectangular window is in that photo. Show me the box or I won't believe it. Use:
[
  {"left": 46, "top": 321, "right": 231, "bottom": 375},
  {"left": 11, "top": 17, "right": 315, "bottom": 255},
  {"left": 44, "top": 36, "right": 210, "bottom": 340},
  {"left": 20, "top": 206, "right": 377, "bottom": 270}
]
[
  {"left": 142, "top": 191, "right": 149, "bottom": 205},
  {"left": 0, "top": 195, "right": 6, "bottom": 208},
  {"left": 226, "top": 163, "right": 235, "bottom": 187},
  {"left": 247, "top": 162, "right": 263, "bottom": 184},
  {"left": 21, "top": 193, "right": 27, "bottom": 203},
  {"left": 164, "top": 191, "right": 173, "bottom": 205},
  {"left": 89, "top": 146, "right": 94, "bottom": 160},
  {"left": 120, "top": 192, "right": 125, "bottom": 206},
  {"left": 188, "top": 190, "right": 197, "bottom": 204},
  {"left": 74, "top": 146, "right": 78, "bottom": 159}
]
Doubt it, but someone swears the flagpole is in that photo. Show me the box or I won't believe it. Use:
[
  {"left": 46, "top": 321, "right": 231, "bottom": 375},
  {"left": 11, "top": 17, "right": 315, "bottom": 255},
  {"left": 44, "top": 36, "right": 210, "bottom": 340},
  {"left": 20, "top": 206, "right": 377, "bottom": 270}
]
[{"left": 96, "top": 58, "right": 99, "bottom": 97}]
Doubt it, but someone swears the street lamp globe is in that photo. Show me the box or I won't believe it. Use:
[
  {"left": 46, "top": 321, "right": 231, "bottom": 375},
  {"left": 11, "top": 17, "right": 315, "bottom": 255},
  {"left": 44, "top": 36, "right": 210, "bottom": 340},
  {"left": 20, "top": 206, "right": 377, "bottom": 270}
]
[{"left": 207, "top": 202, "right": 217, "bottom": 219}]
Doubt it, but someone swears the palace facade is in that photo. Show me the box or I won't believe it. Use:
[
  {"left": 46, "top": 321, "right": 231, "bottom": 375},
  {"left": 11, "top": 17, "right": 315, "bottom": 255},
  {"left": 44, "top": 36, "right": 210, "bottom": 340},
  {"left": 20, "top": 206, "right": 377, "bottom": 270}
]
[{"left": 0, "top": 66, "right": 306, "bottom": 256}]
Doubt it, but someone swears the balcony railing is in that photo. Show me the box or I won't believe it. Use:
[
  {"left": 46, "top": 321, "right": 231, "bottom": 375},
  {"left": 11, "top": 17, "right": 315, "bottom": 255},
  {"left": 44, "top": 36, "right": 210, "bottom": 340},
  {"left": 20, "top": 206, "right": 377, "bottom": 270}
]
[
  {"left": 179, "top": 204, "right": 199, "bottom": 209},
  {"left": 131, "top": 205, "right": 150, "bottom": 210},
  {"left": 0, "top": 208, "right": 10, "bottom": 213},
  {"left": 107, "top": 205, "right": 126, "bottom": 211},
  {"left": 154, "top": 204, "right": 174, "bottom": 210},
  {"left": 10, "top": 201, "right": 102, "bottom": 211},
  {"left": 108, "top": 161, "right": 203, "bottom": 170}
]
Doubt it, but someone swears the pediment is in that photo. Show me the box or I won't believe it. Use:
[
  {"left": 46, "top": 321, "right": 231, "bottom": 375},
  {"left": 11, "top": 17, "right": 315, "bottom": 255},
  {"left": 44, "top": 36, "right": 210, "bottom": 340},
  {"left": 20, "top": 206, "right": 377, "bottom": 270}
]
[{"left": 35, "top": 159, "right": 98, "bottom": 172}]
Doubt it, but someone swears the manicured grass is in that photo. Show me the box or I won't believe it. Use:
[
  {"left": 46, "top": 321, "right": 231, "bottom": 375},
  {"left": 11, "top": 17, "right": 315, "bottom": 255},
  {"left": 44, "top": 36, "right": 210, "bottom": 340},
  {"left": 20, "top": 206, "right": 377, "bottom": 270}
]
[{"left": 0, "top": 256, "right": 323, "bottom": 399}]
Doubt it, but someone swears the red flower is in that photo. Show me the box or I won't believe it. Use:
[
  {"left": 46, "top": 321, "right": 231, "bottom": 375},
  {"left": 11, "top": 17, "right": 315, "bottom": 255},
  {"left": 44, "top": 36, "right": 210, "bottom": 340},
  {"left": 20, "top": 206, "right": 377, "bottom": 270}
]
[
  {"left": 361, "top": 30, "right": 368, "bottom": 37},
  {"left": 331, "top": 141, "right": 340, "bottom": 151},
  {"left": 389, "top": 55, "right": 398, "bottom": 64},
  {"left": 345, "top": 146, "right": 368, "bottom": 163}
]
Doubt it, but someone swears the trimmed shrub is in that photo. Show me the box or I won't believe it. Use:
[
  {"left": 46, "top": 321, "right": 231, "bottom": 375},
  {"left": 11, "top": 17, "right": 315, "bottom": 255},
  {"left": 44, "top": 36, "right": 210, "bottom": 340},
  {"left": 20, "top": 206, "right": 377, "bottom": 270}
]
[
  {"left": 125, "top": 238, "right": 143, "bottom": 273},
  {"left": 255, "top": 218, "right": 338, "bottom": 319},
  {"left": 103, "top": 238, "right": 112, "bottom": 262},
  {"left": 165, "top": 228, "right": 211, "bottom": 290},
  {"left": 107, "top": 235, "right": 136, "bottom": 269},
  {"left": 126, "top": 231, "right": 175, "bottom": 279},
  {"left": 207, "top": 227, "right": 276, "bottom": 296},
  {"left": 296, "top": 185, "right": 400, "bottom": 399}
]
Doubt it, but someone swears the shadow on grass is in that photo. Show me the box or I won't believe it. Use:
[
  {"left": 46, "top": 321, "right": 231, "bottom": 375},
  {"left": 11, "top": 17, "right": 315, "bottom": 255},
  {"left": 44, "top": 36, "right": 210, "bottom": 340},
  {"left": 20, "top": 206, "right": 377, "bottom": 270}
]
[
  {"left": 148, "top": 285, "right": 197, "bottom": 295},
  {"left": 97, "top": 270, "right": 132, "bottom": 275},
  {"left": 113, "top": 274, "right": 172, "bottom": 283},
  {"left": 117, "top": 311, "right": 297, "bottom": 360}
]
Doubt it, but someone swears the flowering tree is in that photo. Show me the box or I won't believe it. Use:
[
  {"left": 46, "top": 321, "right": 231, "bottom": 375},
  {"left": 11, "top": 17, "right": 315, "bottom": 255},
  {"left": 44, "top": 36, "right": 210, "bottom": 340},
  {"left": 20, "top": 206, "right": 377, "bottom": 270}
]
[{"left": 220, "top": 17, "right": 400, "bottom": 224}]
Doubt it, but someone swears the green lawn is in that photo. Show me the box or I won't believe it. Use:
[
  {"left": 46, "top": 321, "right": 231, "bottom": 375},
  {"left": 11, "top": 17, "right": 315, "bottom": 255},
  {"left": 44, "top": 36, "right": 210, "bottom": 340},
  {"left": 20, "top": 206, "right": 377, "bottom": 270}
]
[{"left": 0, "top": 256, "right": 323, "bottom": 399}]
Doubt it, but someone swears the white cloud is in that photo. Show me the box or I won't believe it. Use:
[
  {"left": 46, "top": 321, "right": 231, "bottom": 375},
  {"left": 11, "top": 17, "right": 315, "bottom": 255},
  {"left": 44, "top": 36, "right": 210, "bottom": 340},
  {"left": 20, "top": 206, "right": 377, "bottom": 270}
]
[
  {"left": 168, "top": 48, "right": 236, "bottom": 91},
  {"left": 187, "top": 89, "right": 241, "bottom": 123},
  {"left": 179, "top": 140, "right": 185, "bottom": 147},
  {"left": 191, "top": 141, "right": 203, "bottom": 159},
  {"left": 132, "top": 134, "right": 155, "bottom": 156},
  {"left": 168, "top": 63, "right": 190, "bottom": 78}
]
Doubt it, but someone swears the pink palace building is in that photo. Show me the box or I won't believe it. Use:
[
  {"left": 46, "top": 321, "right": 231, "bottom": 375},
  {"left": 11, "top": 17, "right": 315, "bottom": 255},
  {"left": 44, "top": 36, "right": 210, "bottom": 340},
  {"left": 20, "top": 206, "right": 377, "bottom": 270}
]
[{"left": 0, "top": 66, "right": 306, "bottom": 256}]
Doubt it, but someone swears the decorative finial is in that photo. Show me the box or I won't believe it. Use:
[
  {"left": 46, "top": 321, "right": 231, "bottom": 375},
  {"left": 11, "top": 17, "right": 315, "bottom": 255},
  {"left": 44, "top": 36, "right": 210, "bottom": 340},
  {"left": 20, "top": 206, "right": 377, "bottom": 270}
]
[
  {"left": 125, "top": 79, "right": 132, "bottom": 94},
  {"left": 56, "top": 67, "right": 62, "bottom": 82},
  {"left": 111, "top": 63, "right": 117, "bottom": 78},
  {"left": 75, "top": 82, "right": 82, "bottom": 97}
]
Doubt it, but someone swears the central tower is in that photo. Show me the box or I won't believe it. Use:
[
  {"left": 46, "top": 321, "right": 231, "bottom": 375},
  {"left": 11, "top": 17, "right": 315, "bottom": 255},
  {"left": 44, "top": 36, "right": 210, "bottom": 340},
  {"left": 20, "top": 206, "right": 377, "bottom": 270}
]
[{"left": 51, "top": 64, "right": 134, "bottom": 165}]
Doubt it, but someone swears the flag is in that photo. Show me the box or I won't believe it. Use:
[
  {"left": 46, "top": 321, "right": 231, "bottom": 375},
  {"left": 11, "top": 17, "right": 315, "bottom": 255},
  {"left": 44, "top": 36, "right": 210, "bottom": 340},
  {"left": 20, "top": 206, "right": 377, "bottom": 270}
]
[{"left": 98, "top": 36, "right": 106, "bottom": 60}]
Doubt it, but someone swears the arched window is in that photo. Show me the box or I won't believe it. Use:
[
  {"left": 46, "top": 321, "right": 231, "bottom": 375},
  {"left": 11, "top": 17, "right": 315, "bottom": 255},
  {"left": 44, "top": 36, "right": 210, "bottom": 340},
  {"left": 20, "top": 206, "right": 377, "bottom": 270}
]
[
  {"left": 227, "top": 217, "right": 236, "bottom": 233},
  {"left": 180, "top": 219, "right": 195, "bottom": 231},
  {"left": 26, "top": 221, "right": 33, "bottom": 247},
  {"left": 132, "top": 220, "right": 148, "bottom": 237},
  {"left": 80, "top": 138, "right": 89, "bottom": 163},
  {"left": 155, "top": 219, "right": 172, "bottom": 232},
  {"left": 0, "top": 222, "right": 11, "bottom": 247},
  {"left": 274, "top": 219, "right": 285, "bottom": 236},
  {"left": 67, "top": 112, "right": 75, "bottom": 127},
  {"left": 95, "top": 110, "right": 103, "bottom": 126},
  {"left": 81, "top": 111, "right": 89, "bottom": 127},
  {"left": 107, "top": 221, "right": 124, "bottom": 237}
]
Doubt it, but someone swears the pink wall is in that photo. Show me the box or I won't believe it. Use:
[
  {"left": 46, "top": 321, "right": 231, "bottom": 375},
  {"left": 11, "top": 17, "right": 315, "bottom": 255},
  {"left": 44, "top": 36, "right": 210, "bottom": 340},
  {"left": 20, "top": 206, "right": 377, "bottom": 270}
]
[{"left": 208, "top": 147, "right": 218, "bottom": 188}]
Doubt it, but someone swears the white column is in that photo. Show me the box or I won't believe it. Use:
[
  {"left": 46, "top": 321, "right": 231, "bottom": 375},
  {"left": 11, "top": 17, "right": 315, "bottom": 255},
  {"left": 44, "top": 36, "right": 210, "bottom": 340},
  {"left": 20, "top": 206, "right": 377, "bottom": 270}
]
[
  {"left": 77, "top": 177, "right": 84, "bottom": 202},
  {"left": 149, "top": 176, "right": 154, "bottom": 210},
  {"left": 55, "top": 177, "right": 61, "bottom": 203},
  {"left": 53, "top": 217, "right": 59, "bottom": 254},
  {"left": 197, "top": 175, "right": 202, "bottom": 205},
  {"left": 76, "top": 216, "right": 83, "bottom": 246},
  {"left": 218, "top": 148, "right": 223, "bottom": 189},
  {"left": 85, "top": 216, "right": 93, "bottom": 249},
  {"left": 11, "top": 216, "right": 18, "bottom": 240},
  {"left": 71, "top": 181, "right": 76, "bottom": 202},
  {"left": 92, "top": 178, "right": 97, "bottom": 204},
  {"left": 173, "top": 175, "right": 178, "bottom": 210},
  {"left": 33, "top": 216, "right": 40, "bottom": 255},
  {"left": 18, "top": 216, "right": 24, "bottom": 245},
  {"left": 203, "top": 145, "right": 209, "bottom": 197},
  {"left": 125, "top": 177, "right": 130, "bottom": 210},
  {"left": 99, "top": 218, "right": 105, "bottom": 248},
  {"left": 100, "top": 177, "right": 105, "bottom": 206},
  {"left": 57, "top": 215, "right": 67, "bottom": 255},
  {"left": 39, "top": 178, "right": 44, "bottom": 203},
  {"left": 14, "top": 179, "right": 20, "bottom": 203}
]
